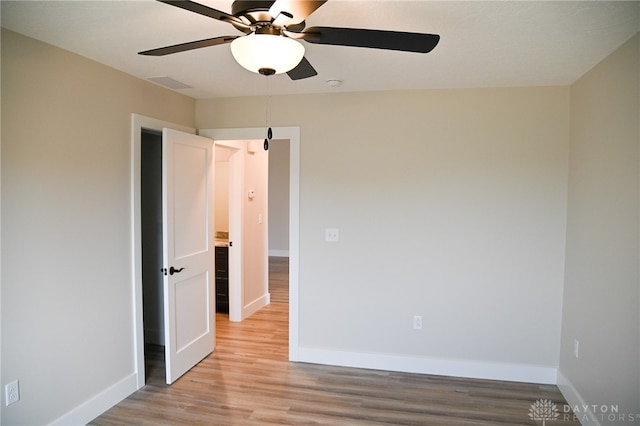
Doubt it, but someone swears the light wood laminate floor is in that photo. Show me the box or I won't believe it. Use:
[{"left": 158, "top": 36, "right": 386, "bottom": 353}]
[{"left": 91, "top": 257, "right": 577, "bottom": 425}]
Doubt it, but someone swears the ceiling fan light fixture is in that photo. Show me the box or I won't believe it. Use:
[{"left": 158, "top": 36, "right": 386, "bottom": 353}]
[{"left": 230, "top": 33, "right": 305, "bottom": 75}]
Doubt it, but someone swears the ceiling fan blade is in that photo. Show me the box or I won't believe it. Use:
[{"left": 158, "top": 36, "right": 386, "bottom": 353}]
[
  {"left": 157, "top": 0, "right": 247, "bottom": 27},
  {"left": 270, "top": 0, "right": 327, "bottom": 26},
  {"left": 302, "top": 27, "right": 440, "bottom": 53},
  {"left": 287, "top": 57, "right": 318, "bottom": 80},
  {"left": 139, "top": 36, "right": 238, "bottom": 56}
]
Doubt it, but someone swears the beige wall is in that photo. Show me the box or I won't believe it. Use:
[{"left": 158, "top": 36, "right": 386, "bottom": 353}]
[
  {"left": 197, "top": 86, "right": 571, "bottom": 381},
  {"left": 559, "top": 33, "right": 639, "bottom": 420},
  {"left": 1, "top": 29, "right": 195, "bottom": 425}
]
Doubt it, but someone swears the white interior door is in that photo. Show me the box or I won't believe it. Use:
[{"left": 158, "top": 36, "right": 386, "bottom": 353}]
[
  {"left": 162, "top": 128, "right": 215, "bottom": 384},
  {"left": 215, "top": 141, "right": 244, "bottom": 322}
]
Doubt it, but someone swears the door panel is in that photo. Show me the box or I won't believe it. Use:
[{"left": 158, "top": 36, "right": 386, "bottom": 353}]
[
  {"left": 172, "top": 143, "right": 209, "bottom": 259},
  {"left": 163, "top": 128, "right": 215, "bottom": 384},
  {"left": 175, "top": 272, "right": 211, "bottom": 351}
]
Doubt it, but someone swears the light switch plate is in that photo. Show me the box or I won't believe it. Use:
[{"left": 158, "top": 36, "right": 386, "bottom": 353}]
[{"left": 325, "top": 228, "right": 339, "bottom": 242}]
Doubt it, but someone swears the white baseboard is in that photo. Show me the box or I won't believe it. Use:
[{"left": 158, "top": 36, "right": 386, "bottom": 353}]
[
  {"left": 50, "top": 373, "right": 138, "bottom": 426},
  {"left": 295, "top": 347, "right": 558, "bottom": 385},
  {"left": 243, "top": 292, "right": 270, "bottom": 319},
  {"left": 557, "top": 371, "right": 599, "bottom": 426},
  {"left": 268, "top": 249, "right": 289, "bottom": 257}
]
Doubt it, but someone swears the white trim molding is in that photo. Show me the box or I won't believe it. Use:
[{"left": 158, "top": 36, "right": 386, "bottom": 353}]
[
  {"left": 244, "top": 293, "right": 271, "bottom": 319},
  {"left": 297, "top": 347, "right": 559, "bottom": 385},
  {"left": 50, "top": 374, "right": 138, "bottom": 426}
]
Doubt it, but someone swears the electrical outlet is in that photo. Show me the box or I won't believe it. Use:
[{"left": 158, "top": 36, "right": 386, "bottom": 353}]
[
  {"left": 574, "top": 339, "right": 579, "bottom": 359},
  {"left": 413, "top": 315, "right": 423, "bottom": 330},
  {"left": 5, "top": 380, "right": 19, "bottom": 406},
  {"left": 325, "top": 228, "right": 339, "bottom": 242}
]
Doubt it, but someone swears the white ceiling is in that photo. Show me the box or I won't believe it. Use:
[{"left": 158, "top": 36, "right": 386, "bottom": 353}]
[{"left": 2, "top": 1, "right": 639, "bottom": 99}]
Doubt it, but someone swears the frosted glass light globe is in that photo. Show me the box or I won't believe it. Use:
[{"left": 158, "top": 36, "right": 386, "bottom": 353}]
[{"left": 231, "top": 33, "right": 305, "bottom": 75}]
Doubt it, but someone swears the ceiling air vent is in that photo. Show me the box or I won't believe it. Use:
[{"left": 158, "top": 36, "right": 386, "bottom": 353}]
[{"left": 147, "top": 76, "right": 192, "bottom": 90}]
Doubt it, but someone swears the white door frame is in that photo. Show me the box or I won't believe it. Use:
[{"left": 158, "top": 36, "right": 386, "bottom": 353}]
[
  {"left": 131, "top": 114, "right": 198, "bottom": 388},
  {"left": 199, "top": 127, "right": 301, "bottom": 361}
]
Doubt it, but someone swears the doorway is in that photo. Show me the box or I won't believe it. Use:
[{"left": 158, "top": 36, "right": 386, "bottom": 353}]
[
  {"left": 131, "top": 118, "right": 301, "bottom": 389},
  {"left": 132, "top": 114, "right": 196, "bottom": 388},
  {"left": 199, "top": 127, "right": 301, "bottom": 362},
  {"left": 213, "top": 138, "right": 289, "bottom": 324}
]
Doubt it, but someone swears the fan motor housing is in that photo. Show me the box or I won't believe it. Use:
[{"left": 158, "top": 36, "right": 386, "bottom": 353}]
[
  {"left": 232, "top": 0, "right": 274, "bottom": 27},
  {"left": 231, "top": 0, "right": 306, "bottom": 32}
]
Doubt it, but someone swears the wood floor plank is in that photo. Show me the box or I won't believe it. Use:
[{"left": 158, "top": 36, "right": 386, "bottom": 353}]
[{"left": 91, "top": 257, "right": 577, "bottom": 425}]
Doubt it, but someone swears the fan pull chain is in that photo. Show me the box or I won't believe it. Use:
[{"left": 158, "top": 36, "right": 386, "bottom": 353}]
[{"left": 264, "top": 76, "right": 272, "bottom": 151}]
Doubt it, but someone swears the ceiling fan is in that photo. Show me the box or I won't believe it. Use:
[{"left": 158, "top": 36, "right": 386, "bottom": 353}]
[{"left": 139, "top": 0, "right": 440, "bottom": 80}]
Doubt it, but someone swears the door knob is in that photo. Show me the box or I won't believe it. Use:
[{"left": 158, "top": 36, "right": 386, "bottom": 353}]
[{"left": 169, "top": 266, "right": 184, "bottom": 275}]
